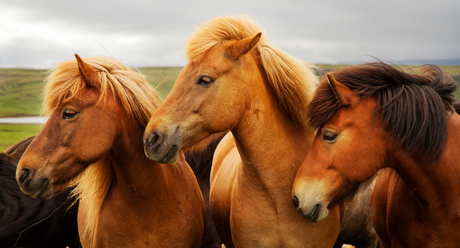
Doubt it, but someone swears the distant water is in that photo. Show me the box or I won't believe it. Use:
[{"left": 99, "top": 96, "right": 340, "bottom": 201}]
[{"left": 0, "top": 116, "right": 48, "bottom": 124}]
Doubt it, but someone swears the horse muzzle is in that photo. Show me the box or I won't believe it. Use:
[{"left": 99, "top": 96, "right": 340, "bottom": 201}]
[
  {"left": 143, "top": 129, "right": 180, "bottom": 164},
  {"left": 292, "top": 179, "right": 331, "bottom": 222},
  {"left": 17, "top": 167, "right": 54, "bottom": 200},
  {"left": 293, "top": 194, "right": 330, "bottom": 222}
]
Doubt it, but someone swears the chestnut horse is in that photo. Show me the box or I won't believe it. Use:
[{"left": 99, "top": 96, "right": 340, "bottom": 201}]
[
  {"left": 292, "top": 62, "right": 460, "bottom": 247},
  {"left": 144, "top": 15, "right": 375, "bottom": 247},
  {"left": 16, "top": 55, "right": 206, "bottom": 247}
]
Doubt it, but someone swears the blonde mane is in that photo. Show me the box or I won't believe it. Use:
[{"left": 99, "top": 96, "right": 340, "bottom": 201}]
[
  {"left": 43, "top": 56, "right": 161, "bottom": 242},
  {"left": 185, "top": 14, "right": 318, "bottom": 128}
]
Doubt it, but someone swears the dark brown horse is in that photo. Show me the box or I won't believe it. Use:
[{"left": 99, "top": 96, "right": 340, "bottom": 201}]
[
  {"left": 292, "top": 62, "right": 460, "bottom": 247},
  {"left": 1, "top": 136, "right": 80, "bottom": 248}
]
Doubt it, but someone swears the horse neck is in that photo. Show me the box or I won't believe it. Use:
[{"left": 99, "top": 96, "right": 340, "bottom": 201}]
[
  {"left": 390, "top": 112, "right": 460, "bottom": 214},
  {"left": 231, "top": 59, "right": 313, "bottom": 200},
  {"left": 109, "top": 116, "right": 167, "bottom": 198}
]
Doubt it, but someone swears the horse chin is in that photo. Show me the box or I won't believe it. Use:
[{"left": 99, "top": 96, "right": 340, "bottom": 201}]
[
  {"left": 29, "top": 177, "right": 55, "bottom": 200},
  {"left": 52, "top": 182, "right": 71, "bottom": 196},
  {"left": 296, "top": 202, "right": 330, "bottom": 222},
  {"left": 310, "top": 204, "right": 330, "bottom": 222},
  {"left": 157, "top": 145, "right": 180, "bottom": 164}
]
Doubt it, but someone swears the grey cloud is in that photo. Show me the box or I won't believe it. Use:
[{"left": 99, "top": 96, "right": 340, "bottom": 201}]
[{"left": 0, "top": 0, "right": 458, "bottom": 68}]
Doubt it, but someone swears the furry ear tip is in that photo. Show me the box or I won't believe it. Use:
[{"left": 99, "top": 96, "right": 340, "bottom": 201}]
[{"left": 75, "top": 54, "right": 82, "bottom": 60}]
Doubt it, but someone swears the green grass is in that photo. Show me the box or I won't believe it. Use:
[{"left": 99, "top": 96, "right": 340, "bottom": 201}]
[
  {"left": 138, "top": 67, "right": 183, "bottom": 99},
  {"left": 0, "top": 124, "right": 43, "bottom": 151},
  {"left": 0, "top": 68, "right": 48, "bottom": 117}
]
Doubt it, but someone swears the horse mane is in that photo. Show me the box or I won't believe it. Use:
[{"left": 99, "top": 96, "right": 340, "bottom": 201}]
[
  {"left": 43, "top": 56, "right": 162, "bottom": 241},
  {"left": 308, "top": 61, "right": 457, "bottom": 163},
  {"left": 185, "top": 14, "right": 317, "bottom": 128}
]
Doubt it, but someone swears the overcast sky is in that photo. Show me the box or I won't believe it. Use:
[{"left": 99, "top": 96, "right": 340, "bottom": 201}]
[{"left": 1, "top": 0, "right": 459, "bottom": 69}]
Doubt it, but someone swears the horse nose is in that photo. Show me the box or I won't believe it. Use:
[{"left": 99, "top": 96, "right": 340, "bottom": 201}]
[
  {"left": 144, "top": 131, "right": 162, "bottom": 151},
  {"left": 293, "top": 195, "right": 300, "bottom": 209},
  {"left": 144, "top": 130, "right": 164, "bottom": 159},
  {"left": 18, "top": 167, "right": 35, "bottom": 187}
]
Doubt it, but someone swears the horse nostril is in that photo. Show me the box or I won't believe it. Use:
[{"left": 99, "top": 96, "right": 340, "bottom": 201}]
[
  {"left": 18, "top": 167, "right": 34, "bottom": 185},
  {"left": 146, "top": 132, "right": 161, "bottom": 148},
  {"left": 293, "top": 195, "right": 299, "bottom": 209}
]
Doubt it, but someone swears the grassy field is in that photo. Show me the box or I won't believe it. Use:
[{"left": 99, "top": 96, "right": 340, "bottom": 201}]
[
  {"left": 1, "top": 65, "right": 459, "bottom": 152},
  {"left": 0, "top": 124, "right": 43, "bottom": 151},
  {"left": 0, "top": 68, "right": 47, "bottom": 117}
]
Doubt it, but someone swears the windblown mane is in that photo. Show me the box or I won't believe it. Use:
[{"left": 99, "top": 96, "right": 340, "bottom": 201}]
[
  {"left": 43, "top": 56, "right": 161, "bottom": 241},
  {"left": 185, "top": 14, "right": 317, "bottom": 128},
  {"left": 308, "top": 61, "right": 457, "bottom": 163}
]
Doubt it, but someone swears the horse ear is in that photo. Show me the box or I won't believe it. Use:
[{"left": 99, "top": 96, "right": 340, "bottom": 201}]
[
  {"left": 227, "top": 32, "right": 262, "bottom": 59},
  {"left": 326, "top": 73, "right": 352, "bottom": 105},
  {"left": 75, "top": 54, "right": 98, "bottom": 87},
  {"left": 5, "top": 136, "right": 35, "bottom": 163}
]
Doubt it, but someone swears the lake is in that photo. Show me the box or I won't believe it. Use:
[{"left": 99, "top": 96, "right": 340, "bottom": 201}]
[{"left": 0, "top": 117, "right": 48, "bottom": 124}]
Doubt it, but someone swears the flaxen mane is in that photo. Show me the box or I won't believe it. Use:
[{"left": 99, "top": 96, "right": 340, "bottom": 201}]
[
  {"left": 308, "top": 62, "right": 457, "bottom": 163},
  {"left": 185, "top": 14, "right": 317, "bottom": 128},
  {"left": 42, "top": 56, "right": 161, "bottom": 241}
]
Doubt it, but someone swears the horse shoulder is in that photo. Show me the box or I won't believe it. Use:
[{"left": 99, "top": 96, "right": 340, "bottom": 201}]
[
  {"left": 166, "top": 153, "right": 207, "bottom": 244},
  {"left": 371, "top": 168, "right": 432, "bottom": 247}
]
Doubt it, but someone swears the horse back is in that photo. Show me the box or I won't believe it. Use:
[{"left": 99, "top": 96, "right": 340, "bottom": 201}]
[{"left": 210, "top": 133, "right": 240, "bottom": 248}]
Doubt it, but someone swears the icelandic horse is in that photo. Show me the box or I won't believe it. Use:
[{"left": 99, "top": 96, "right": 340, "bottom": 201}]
[
  {"left": 143, "top": 15, "right": 377, "bottom": 247},
  {"left": 292, "top": 62, "right": 460, "bottom": 247},
  {"left": 16, "top": 55, "right": 206, "bottom": 247}
]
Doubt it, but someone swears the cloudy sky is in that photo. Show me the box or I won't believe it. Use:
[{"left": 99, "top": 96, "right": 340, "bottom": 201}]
[{"left": 1, "top": 0, "right": 458, "bottom": 69}]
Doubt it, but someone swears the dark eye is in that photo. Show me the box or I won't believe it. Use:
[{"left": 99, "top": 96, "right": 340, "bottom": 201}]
[
  {"left": 322, "top": 130, "right": 338, "bottom": 142},
  {"left": 197, "top": 76, "right": 214, "bottom": 86},
  {"left": 62, "top": 109, "right": 78, "bottom": 120}
]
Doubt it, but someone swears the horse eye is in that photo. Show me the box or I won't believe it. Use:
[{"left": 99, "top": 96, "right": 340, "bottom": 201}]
[
  {"left": 197, "top": 76, "right": 214, "bottom": 86},
  {"left": 62, "top": 109, "right": 78, "bottom": 120},
  {"left": 322, "top": 131, "right": 338, "bottom": 142}
]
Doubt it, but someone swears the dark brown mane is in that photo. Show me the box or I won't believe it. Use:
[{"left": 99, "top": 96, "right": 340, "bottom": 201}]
[{"left": 308, "top": 61, "right": 457, "bottom": 163}]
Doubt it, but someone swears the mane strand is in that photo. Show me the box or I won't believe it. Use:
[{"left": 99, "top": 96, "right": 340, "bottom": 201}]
[
  {"left": 43, "top": 56, "right": 161, "bottom": 241},
  {"left": 308, "top": 61, "right": 457, "bottom": 163},
  {"left": 185, "top": 14, "right": 317, "bottom": 128}
]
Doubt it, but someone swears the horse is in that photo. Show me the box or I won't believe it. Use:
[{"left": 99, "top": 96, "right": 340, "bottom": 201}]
[
  {"left": 143, "top": 15, "right": 376, "bottom": 247},
  {"left": 1, "top": 136, "right": 80, "bottom": 248},
  {"left": 16, "top": 55, "right": 206, "bottom": 247},
  {"left": 292, "top": 62, "right": 460, "bottom": 247}
]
